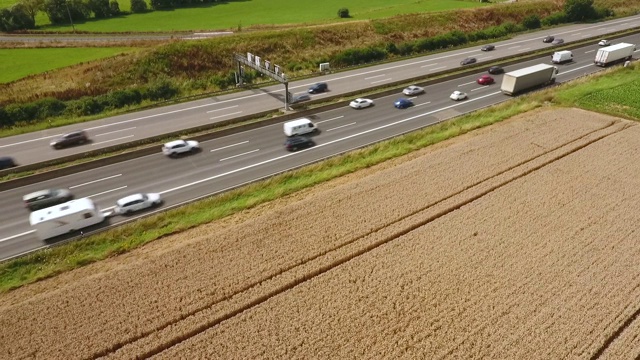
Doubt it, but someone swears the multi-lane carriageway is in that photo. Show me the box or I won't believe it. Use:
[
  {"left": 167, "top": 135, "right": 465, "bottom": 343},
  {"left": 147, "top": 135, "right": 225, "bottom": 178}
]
[{"left": 1, "top": 21, "right": 639, "bottom": 261}]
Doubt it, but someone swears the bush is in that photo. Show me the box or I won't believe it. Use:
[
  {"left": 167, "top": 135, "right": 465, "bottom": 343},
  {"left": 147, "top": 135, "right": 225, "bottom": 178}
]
[
  {"left": 87, "top": 0, "right": 111, "bottom": 18},
  {"left": 332, "top": 46, "right": 386, "bottom": 66},
  {"left": 0, "top": 107, "right": 12, "bottom": 128},
  {"left": 337, "top": 8, "right": 349, "bottom": 18},
  {"left": 109, "top": 0, "right": 120, "bottom": 14},
  {"left": 143, "top": 78, "right": 179, "bottom": 101},
  {"left": 541, "top": 11, "right": 567, "bottom": 26},
  {"left": 0, "top": 4, "right": 35, "bottom": 31},
  {"left": 522, "top": 14, "right": 541, "bottom": 29},
  {"left": 43, "top": 0, "right": 90, "bottom": 24},
  {"left": 594, "top": 6, "right": 613, "bottom": 19},
  {"left": 564, "top": 0, "right": 596, "bottom": 21},
  {"left": 4, "top": 103, "right": 39, "bottom": 124},
  {"left": 35, "top": 97, "right": 66, "bottom": 119},
  {"left": 130, "top": 0, "right": 147, "bottom": 13},
  {"left": 150, "top": 0, "right": 172, "bottom": 10},
  {"left": 65, "top": 97, "right": 103, "bottom": 116},
  {"left": 100, "top": 89, "right": 142, "bottom": 109}
]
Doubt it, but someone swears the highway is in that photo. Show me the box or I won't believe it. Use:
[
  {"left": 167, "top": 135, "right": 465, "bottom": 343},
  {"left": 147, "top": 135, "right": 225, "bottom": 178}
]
[
  {"left": 1, "top": 15, "right": 640, "bottom": 167},
  {"left": 1, "top": 32, "right": 639, "bottom": 261}
]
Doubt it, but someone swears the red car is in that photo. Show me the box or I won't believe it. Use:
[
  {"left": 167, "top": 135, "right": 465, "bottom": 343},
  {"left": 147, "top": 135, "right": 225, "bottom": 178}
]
[{"left": 477, "top": 75, "right": 495, "bottom": 85}]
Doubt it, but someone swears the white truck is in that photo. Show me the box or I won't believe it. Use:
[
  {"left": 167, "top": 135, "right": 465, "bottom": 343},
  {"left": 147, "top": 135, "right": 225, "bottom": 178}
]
[
  {"left": 552, "top": 50, "right": 573, "bottom": 64},
  {"left": 594, "top": 43, "right": 635, "bottom": 67},
  {"left": 500, "top": 64, "right": 558, "bottom": 96},
  {"left": 29, "top": 197, "right": 105, "bottom": 241}
]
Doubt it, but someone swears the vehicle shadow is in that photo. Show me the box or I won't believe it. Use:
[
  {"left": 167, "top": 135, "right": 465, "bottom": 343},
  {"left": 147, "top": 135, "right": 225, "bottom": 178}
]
[
  {"left": 42, "top": 218, "right": 113, "bottom": 245},
  {"left": 166, "top": 147, "right": 203, "bottom": 158}
]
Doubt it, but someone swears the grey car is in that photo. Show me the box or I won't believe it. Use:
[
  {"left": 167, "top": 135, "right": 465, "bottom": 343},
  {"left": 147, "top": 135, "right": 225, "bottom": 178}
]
[{"left": 23, "top": 188, "right": 73, "bottom": 211}]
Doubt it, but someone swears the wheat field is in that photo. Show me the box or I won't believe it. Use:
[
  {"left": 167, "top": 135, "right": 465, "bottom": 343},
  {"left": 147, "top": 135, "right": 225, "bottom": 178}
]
[{"left": 2, "top": 108, "right": 640, "bottom": 359}]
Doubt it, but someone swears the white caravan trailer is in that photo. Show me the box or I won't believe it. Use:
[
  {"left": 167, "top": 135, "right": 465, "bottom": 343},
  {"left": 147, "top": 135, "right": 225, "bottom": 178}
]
[{"left": 29, "top": 197, "right": 105, "bottom": 241}]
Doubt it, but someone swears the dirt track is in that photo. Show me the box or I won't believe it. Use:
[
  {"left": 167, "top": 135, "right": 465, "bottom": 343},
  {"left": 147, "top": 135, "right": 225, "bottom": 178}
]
[{"left": 2, "top": 108, "right": 640, "bottom": 359}]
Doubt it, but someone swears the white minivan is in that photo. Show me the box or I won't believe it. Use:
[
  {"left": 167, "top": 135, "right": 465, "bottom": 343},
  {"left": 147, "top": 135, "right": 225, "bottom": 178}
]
[
  {"left": 551, "top": 50, "right": 573, "bottom": 64},
  {"left": 283, "top": 118, "right": 318, "bottom": 136}
]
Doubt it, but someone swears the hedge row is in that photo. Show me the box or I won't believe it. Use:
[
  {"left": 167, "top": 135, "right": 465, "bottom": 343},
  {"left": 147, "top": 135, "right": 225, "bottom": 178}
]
[{"left": 0, "top": 78, "right": 178, "bottom": 128}]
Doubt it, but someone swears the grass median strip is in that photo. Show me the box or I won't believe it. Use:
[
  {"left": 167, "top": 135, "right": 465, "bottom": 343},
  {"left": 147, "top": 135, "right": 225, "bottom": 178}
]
[{"left": 0, "top": 63, "right": 637, "bottom": 293}]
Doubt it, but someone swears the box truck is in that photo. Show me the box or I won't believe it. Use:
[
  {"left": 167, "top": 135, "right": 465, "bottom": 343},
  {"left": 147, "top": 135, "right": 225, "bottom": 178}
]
[
  {"left": 500, "top": 64, "right": 558, "bottom": 96},
  {"left": 594, "top": 43, "right": 635, "bottom": 67},
  {"left": 552, "top": 50, "right": 573, "bottom": 64},
  {"left": 29, "top": 197, "right": 105, "bottom": 241}
]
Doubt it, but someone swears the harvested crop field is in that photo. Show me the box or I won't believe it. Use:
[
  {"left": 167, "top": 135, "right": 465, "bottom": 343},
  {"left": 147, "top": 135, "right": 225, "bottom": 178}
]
[{"left": 3, "top": 107, "right": 640, "bottom": 359}]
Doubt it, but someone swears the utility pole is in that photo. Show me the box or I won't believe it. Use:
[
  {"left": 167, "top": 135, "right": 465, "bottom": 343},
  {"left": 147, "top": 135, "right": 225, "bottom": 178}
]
[{"left": 65, "top": 0, "right": 75, "bottom": 33}]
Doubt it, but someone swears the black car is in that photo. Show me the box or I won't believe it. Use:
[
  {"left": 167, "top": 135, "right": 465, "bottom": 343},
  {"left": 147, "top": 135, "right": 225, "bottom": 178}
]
[
  {"left": 481, "top": 44, "right": 495, "bottom": 51},
  {"left": 460, "top": 57, "right": 477, "bottom": 66},
  {"left": 308, "top": 82, "right": 328, "bottom": 94},
  {"left": 543, "top": 35, "right": 555, "bottom": 43},
  {"left": 50, "top": 130, "right": 89, "bottom": 149},
  {"left": 291, "top": 94, "right": 311, "bottom": 104},
  {"left": 284, "top": 136, "right": 314, "bottom": 151},
  {"left": 0, "top": 156, "right": 16, "bottom": 170},
  {"left": 488, "top": 66, "right": 504, "bottom": 75}
]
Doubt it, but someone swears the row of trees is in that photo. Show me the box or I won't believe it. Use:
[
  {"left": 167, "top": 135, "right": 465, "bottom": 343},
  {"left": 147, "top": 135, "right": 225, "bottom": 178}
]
[{"left": 0, "top": 0, "right": 233, "bottom": 31}]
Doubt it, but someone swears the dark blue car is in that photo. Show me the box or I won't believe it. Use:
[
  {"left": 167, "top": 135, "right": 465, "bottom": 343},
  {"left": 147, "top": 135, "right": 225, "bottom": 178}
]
[{"left": 394, "top": 98, "right": 413, "bottom": 109}]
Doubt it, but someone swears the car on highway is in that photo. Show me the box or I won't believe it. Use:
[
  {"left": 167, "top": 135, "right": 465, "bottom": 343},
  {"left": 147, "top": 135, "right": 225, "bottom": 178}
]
[
  {"left": 23, "top": 188, "right": 73, "bottom": 211},
  {"left": 114, "top": 193, "right": 162, "bottom": 215},
  {"left": 349, "top": 98, "right": 374, "bottom": 109},
  {"left": 308, "top": 82, "right": 328, "bottom": 94},
  {"left": 291, "top": 94, "right": 311, "bottom": 104},
  {"left": 543, "top": 35, "right": 555, "bottom": 43},
  {"left": 394, "top": 98, "right": 413, "bottom": 109},
  {"left": 488, "top": 66, "right": 504, "bottom": 75},
  {"left": 0, "top": 156, "right": 16, "bottom": 170},
  {"left": 402, "top": 85, "right": 425, "bottom": 96},
  {"left": 162, "top": 139, "right": 200, "bottom": 157},
  {"left": 477, "top": 74, "right": 495, "bottom": 85},
  {"left": 50, "top": 130, "right": 88, "bottom": 149},
  {"left": 552, "top": 38, "right": 564, "bottom": 45},
  {"left": 481, "top": 44, "right": 495, "bottom": 51},
  {"left": 450, "top": 90, "right": 468, "bottom": 101},
  {"left": 598, "top": 39, "right": 611, "bottom": 46},
  {"left": 284, "top": 136, "right": 314, "bottom": 151},
  {"left": 460, "top": 57, "right": 477, "bottom": 66}
]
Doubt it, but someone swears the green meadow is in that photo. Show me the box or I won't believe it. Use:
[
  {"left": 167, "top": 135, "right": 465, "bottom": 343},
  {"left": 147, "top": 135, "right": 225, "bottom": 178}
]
[{"left": 0, "top": 48, "right": 135, "bottom": 83}]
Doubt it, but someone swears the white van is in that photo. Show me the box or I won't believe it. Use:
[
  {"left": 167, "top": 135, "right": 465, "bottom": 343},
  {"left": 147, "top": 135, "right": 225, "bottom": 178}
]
[
  {"left": 283, "top": 118, "right": 318, "bottom": 136},
  {"left": 29, "top": 197, "right": 105, "bottom": 241},
  {"left": 552, "top": 50, "right": 573, "bottom": 64}
]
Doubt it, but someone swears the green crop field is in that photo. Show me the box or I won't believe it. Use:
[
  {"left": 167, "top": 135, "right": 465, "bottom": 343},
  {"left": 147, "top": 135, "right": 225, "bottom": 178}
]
[
  {"left": 8, "top": 0, "right": 487, "bottom": 32},
  {"left": 0, "top": 48, "right": 136, "bottom": 83}
]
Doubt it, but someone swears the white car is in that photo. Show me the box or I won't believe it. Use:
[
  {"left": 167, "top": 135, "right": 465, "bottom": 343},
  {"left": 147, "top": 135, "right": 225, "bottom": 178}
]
[
  {"left": 349, "top": 98, "right": 374, "bottom": 109},
  {"left": 115, "top": 193, "right": 162, "bottom": 214},
  {"left": 402, "top": 85, "right": 425, "bottom": 96},
  {"left": 450, "top": 90, "right": 467, "bottom": 101},
  {"left": 162, "top": 139, "right": 199, "bottom": 156},
  {"left": 598, "top": 39, "right": 611, "bottom": 46}
]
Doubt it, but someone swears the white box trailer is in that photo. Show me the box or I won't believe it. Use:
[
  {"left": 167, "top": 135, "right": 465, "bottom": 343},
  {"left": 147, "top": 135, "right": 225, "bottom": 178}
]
[
  {"left": 594, "top": 43, "right": 635, "bottom": 67},
  {"left": 500, "top": 64, "right": 558, "bottom": 96},
  {"left": 29, "top": 197, "right": 105, "bottom": 241}
]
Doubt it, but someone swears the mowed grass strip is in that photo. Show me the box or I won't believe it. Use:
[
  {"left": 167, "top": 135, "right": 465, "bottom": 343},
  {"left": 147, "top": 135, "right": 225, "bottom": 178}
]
[
  {"left": 0, "top": 63, "right": 637, "bottom": 293},
  {"left": 27, "top": 0, "right": 486, "bottom": 31},
  {"left": 0, "top": 47, "right": 135, "bottom": 84}
]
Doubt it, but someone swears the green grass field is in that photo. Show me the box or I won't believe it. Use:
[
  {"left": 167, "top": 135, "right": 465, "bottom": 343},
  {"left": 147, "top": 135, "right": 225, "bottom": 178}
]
[
  {"left": 7, "top": 0, "right": 486, "bottom": 32},
  {"left": 0, "top": 48, "right": 135, "bottom": 83},
  {"left": 0, "top": 62, "right": 638, "bottom": 293}
]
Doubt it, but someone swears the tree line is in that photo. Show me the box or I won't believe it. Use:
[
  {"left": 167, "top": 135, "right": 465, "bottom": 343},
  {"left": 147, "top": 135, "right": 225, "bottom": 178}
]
[{"left": 0, "top": 0, "right": 222, "bottom": 31}]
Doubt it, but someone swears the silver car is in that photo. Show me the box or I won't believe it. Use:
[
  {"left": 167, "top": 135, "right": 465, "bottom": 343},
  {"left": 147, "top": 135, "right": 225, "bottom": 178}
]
[
  {"left": 115, "top": 193, "right": 162, "bottom": 214},
  {"left": 23, "top": 188, "right": 73, "bottom": 211}
]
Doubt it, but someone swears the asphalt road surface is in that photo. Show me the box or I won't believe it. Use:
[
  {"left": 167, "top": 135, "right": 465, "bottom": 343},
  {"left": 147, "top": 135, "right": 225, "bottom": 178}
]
[
  {"left": 1, "top": 15, "right": 639, "bottom": 167},
  {"left": 1, "top": 32, "right": 638, "bottom": 261}
]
